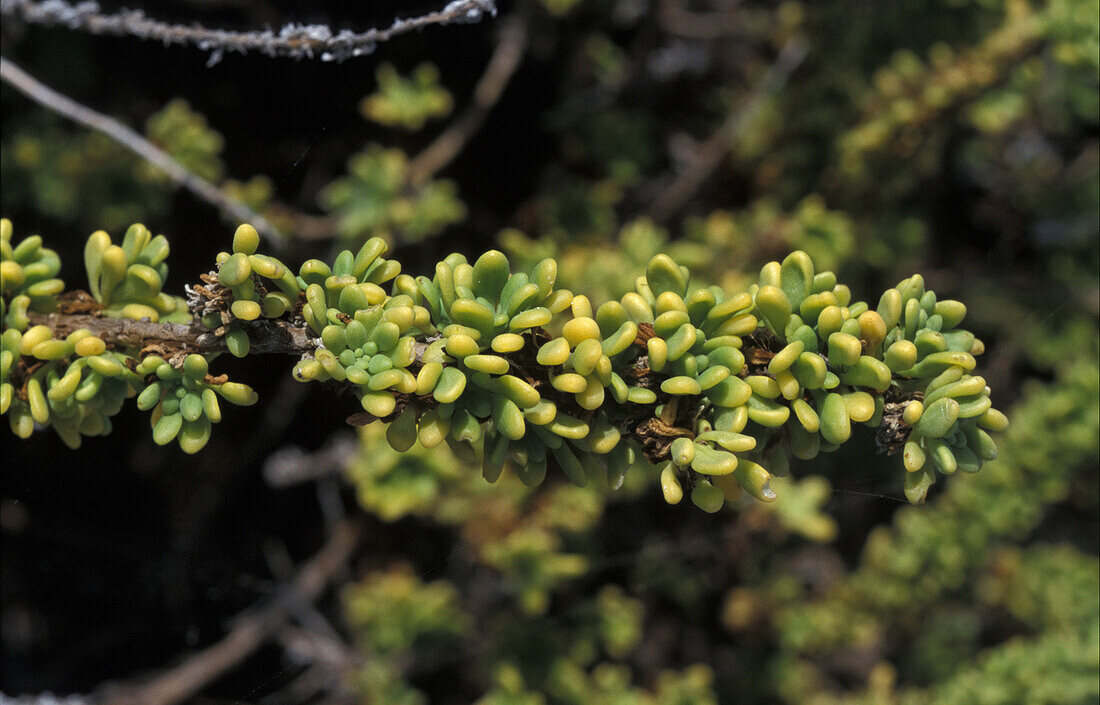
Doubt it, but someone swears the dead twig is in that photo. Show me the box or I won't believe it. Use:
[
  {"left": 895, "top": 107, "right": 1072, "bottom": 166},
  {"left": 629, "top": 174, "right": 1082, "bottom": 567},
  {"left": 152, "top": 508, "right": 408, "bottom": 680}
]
[
  {"left": 407, "top": 11, "right": 528, "bottom": 182},
  {"left": 1, "top": 0, "right": 497, "bottom": 64},
  {"left": 0, "top": 56, "right": 285, "bottom": 246},
  {"left": 646, "top": 37, "right": 808, "bottom": 223},
  {"left": 283, "top": 10, "right": 528, "bottom": 243},
  {"left": 97, "top": 521, "right": 361, "bottom": 705},
  {"left": 263, "top": 435, "right": 358, "bottom": 488}
]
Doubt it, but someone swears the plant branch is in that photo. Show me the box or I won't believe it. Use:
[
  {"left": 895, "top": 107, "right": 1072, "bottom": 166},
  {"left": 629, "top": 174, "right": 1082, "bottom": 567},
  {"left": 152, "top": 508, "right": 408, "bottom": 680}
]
[
  {"left": 407, "top": 11, "right": 528, "bottom": 182},
  {"left": 21, "top": 293, "right": 913, "bottom": 467},
  {"left": 26, "top": 307, "right": 315, "bottom": 357},
  {"left": 97, "top": 521, "right": 361, "bottom": 705},
  {"left": 646, "top": 36, "right": 808, "bottom": 223},
  {"left": 272, "top": 12, "right": 527, "bottom": 243},
  {"left": 263, "top": 434, "right": 358, "bottom": 488},
  {"left": 1, "top": 0, "right": 497, "bottom": 64},
  {"left": 21, "top": 304, "right": 714, "bottom": 462},
  {"left": 0, "top": 56, "right": 285, "bottom": 246}
]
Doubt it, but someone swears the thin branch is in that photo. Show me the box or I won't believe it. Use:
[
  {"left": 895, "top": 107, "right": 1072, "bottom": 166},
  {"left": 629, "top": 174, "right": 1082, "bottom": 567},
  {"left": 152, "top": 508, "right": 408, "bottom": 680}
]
[
  {"left": 263, "top": 434, "right": 358, "bottom": 488},
  {"left": 264, "top": 541, "right": 359, "bottom": 677},
  {"left": 97, "top": 521, "right": 361, "bottom": 705},
  {"left": 260, "top": 652, "right": 354, "bottom": 705},
  {"left": 269, "top": 205, "right": 338, "bottom": 241},
  {"left": 0, "top": 56, "right": 284, "bottom": 246},
  {"left": 407, "top": 11, "right": 528, "bottom": 182},
  {"left": 1, "top": 0, "right": 497, "bottom": 64},
  {"left": 277, "top": 625, "right": 360, "bottom": 673},
  {"left": 646, "top": 37, "right": 808, "bottom": 223},
  {"left": 273, "top": 10, "right": 527, "bottom": 243}
]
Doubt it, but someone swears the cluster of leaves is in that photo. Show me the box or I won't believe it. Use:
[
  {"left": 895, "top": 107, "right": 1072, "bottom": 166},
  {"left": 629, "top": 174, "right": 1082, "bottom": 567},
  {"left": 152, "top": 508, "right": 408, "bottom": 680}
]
[
  {"left": 342, "top": 560, "right": 719, "bottom": 705},
  {"left": 1, "top": 219, "right": 257, "bottom": 449},
  {"left": 82, "top": 223, "right": 190, "bottom": 322},
  {"left": 140, "top": 98, "right": 225, "bottom": 183},
  {"left": 755, "top": 252, "right": 1006, "bottom": 502},
  {"left": 765, "top": 356, "right": 1099, "bottom": 705},
  {"left": 837, "top": 0, "right": 1099, "bottom": 199},
  {"left": 0, "top": 98, "right": 265, "bottom": 232},
  {"left": 318, "top": 1, "right": 1095, "bottom": 701},
  {"left": 319, "top": 144, "right": 466, "bottom": 242},
  {"left": 219, "top": 226, "right": 1003, "bottom": 510},
  {"left": 318, "top": 61, "right": 472, "bottom": 241},
  {"left": 502, "top": 197, "right": 858, "bottom": 306},
  {"left": 3, "top": 218, "right": 1006, "bottom": 513},
  {"left": 343, "top": 566, "right": 472, "bottom": 700},
  {"left": 0, "top": 113, "right": 166, "bottom": 232},
  {"left": 0, "top": 218, "right": 63, "bottom": 329},
  {"left": 194, "top": 224, "right": 306, "bottom": 357},
  {"left": 359, "top": 62, "right": 454, "bottom": 131}
]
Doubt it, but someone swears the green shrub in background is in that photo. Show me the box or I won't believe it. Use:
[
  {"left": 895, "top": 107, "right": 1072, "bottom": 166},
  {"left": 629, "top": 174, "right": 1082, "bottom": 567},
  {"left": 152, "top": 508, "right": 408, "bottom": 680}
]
[{"left": 360, "top": 63, "right": 454, "bottom": 131}]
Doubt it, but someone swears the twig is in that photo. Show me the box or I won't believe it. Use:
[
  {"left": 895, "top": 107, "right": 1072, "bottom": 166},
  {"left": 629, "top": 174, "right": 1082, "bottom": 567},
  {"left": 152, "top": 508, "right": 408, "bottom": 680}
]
[
  {"left": 259, "top": 656, "right": 352, "bottom": 705},
  {"left": 275, "top": 13, "right": 527, "bottom": 242},
  {"left": 646, "top": 37, "right": 808, "bottom": 223},
  {"left": 407, "top": 11, "right": 528, "bottom": 182},
  {"left": 277, "top": 626, "right": 359, "bottom": 672},
  {"left": 264, "top": 541, "right": 358, "bottom": 672},
  {"left": 0, "top": 696, "right": 91, "bottom": 705},
  {"left": 1, "top": 0, "right": 497, "bottom": 64},
  {"left": 263, "top": 434, "right": 358, "bottom": 488},
  {"left": 264, "top": 541, "right": 352, "bottom": 648},
  {"left": 97, "top": 521, "right": 361, "bottom": 705},
  {"left": 0, "top": 56, "right": 284, "bottom": 246}
]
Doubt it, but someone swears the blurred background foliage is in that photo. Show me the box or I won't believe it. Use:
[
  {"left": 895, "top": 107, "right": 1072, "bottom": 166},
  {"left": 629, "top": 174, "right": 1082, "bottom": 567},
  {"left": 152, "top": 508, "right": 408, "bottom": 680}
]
[{"left": 0, "top": 0, "right": 1097, "bottom": 702}]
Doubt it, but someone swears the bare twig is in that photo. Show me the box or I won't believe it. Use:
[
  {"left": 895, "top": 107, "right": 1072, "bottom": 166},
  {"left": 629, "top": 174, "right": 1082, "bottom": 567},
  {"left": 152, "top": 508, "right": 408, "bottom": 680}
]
[
  {"left": 1, "top": 0, "right": 497, "bottom": 64},
  {"left": 259, "top": 655, "right": 352, "bottom": 705},
  {"left": 0, "top": 696, "right": 91, "bottom": 705},
  {"left": 277, "top": 626, "right": 360, "bottom": 672},
  {"left": 0, "top": 56, "right": 284, "bottom": 246},
  {"left": 97, "top": 521, "right": 361, "bottom": 705},
  {"left": 263, "top": 434, "right": 358, "bottom": 488},
  {"left": 646, "top": 37, "right": 808, "bottom": 223},
  {"left": 278, "top": 11, "right": 527, "bottom": 242},
  {"left": 407, "top": 12, "right": 528, "bottom": 182},
  {"left": 265, "top": 541, "right": 357, "bottom": 669}
]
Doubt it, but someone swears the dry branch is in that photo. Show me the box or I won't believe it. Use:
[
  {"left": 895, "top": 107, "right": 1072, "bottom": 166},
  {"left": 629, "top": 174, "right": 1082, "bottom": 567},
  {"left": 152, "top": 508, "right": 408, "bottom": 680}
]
[
  {"left": 408, "top": 12, "right": 528, "bottom": 182},
  {"left": 97, "top": 521, "right": 361, "bottom": 705},
  {"left": 1, "top": 0, "right": 497, "bottom": 64},
  {"left": 646, "top": 37, "right": 808, "bottom": 223},
  {"left": 0, "top": 56, "right": 283, "bottom": 245}
]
